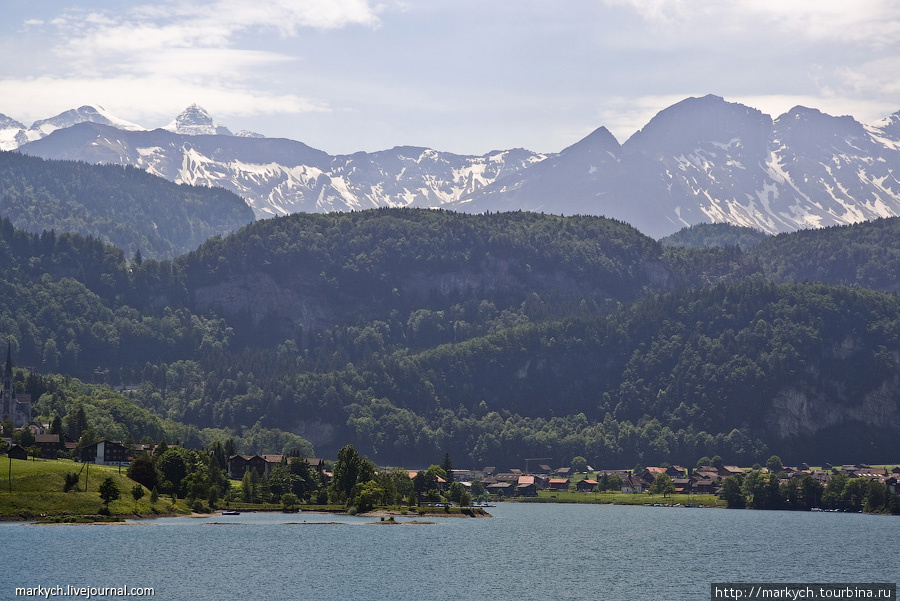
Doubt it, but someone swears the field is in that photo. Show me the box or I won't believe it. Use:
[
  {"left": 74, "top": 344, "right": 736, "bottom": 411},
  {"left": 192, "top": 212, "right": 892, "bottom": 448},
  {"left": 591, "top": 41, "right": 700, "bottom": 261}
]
[{"left": 0, "top": 457, "right": 188, "bottom": 519}]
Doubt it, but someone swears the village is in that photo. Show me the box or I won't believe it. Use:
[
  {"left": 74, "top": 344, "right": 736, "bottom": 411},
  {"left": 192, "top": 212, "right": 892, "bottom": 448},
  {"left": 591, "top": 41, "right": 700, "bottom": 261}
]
[{"left": 6, "top": 419, "right": 897, "bottom": 509}]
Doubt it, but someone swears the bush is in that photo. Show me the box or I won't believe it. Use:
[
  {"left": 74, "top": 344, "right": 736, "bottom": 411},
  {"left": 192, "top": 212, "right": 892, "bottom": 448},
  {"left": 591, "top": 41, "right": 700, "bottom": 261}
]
[
  {"left": 347, "top": 506, "right": 358, "bottom": 516},
  {"left": 63, "top": 472, "right": 79, "bottom": 493}
]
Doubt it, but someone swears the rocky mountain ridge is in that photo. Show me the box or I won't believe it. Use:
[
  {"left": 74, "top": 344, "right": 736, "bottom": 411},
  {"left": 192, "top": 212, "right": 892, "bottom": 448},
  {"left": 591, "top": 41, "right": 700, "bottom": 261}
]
[{"left": 7, "top": 96, "right": 900, "bottom": 237}]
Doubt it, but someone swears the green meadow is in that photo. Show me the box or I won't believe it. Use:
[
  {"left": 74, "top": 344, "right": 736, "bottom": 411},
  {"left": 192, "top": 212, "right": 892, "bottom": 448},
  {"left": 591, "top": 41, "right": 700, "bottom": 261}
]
[{"left": 0, "top": 457, "right": 189, "bottom": 519}]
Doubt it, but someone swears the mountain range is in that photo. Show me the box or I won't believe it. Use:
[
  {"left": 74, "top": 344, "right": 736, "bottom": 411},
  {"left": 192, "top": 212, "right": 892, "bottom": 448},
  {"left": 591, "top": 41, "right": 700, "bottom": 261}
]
[{"left": 6, "top": 96, "right": 900, "bottom": 238}]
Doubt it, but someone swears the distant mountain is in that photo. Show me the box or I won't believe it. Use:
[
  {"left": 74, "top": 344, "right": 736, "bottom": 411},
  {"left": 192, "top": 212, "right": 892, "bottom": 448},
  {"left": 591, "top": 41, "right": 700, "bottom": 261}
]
[
  {"left": 164, "top": 104, "right": 233, "bottom": 136},
  {"left": 454, "top": 96, "right": 900, "bottom": 237},
  {"left": 8, "top": 97, "right": 900, "bottom": 237},
  {"left": 0, "top": 105, "right": 143, "bottom": 151},
  {"left": 18, "top": 119, "right": 545, "bottom": 218},
  {"left": 0, "top": 150, "right": 254, "bottom": 259}
]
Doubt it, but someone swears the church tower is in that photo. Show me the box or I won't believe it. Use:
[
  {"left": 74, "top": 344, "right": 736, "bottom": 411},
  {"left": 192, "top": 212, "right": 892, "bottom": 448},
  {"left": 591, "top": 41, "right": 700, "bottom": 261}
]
[
  {"left": 1, "top": 341, "right": 30, "bottom": 427},
  {"left": 1, "top": 341, "right": 13, "bottom": 423}
]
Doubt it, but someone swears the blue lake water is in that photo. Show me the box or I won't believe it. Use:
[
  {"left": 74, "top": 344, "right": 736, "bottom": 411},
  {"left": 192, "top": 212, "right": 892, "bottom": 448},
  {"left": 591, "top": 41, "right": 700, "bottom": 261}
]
[{"left": 3, "top": 503, "right": 898, "bottom": 600}]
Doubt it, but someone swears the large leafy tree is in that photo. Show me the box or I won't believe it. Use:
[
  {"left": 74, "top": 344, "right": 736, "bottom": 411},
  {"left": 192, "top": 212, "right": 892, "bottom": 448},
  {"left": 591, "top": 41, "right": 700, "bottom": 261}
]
[
  {"left": 99, "top": 477, "right": 120, "bottom": 509},
  {"left": 328, "top": 444, "right": 374, "bottom": 505},
  {"left": 650, "top": 473, "right": 675, "bottom": 499}
]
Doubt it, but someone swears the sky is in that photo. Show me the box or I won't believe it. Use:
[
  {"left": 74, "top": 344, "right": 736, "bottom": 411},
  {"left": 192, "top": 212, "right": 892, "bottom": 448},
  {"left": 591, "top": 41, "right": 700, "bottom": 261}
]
[{"left": 1, "top": 0, "right": 900, "bottom": 155}]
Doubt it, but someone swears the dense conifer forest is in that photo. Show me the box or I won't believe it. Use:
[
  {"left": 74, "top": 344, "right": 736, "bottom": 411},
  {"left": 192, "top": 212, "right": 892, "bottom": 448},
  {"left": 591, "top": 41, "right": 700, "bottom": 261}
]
[
  {"left": 0, "top": 151, "right": 254, "bottom": 259},
  {"left": 2, "top": 193, "right": 899, "bottom": 467}
]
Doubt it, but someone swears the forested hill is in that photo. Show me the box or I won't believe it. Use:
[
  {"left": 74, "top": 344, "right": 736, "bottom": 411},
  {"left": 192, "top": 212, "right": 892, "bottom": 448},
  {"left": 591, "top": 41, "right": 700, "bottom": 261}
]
[
  {"left": 749, "top": 217, "right": 900, "bottom": 293},
  {"left": 173, "top": 209, "right": 674, "bottom": 344},
  {"left": 3, "top": 208, "right": 900, "bottom": 466},
  {"left": 660, "top": 223, "right": 769, "bottom": 250},
  {"left": 0, "top": 150, "right": 254, "bottom": 259},
  {"left": 130, "top": 279, "right": 900, "bottom": 466}
]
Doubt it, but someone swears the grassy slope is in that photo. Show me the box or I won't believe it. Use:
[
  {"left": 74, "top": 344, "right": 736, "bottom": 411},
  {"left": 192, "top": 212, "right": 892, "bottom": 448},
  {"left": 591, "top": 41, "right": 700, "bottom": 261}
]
[{"left": 0, "top": 457, "right": 188, "bottom": 518}]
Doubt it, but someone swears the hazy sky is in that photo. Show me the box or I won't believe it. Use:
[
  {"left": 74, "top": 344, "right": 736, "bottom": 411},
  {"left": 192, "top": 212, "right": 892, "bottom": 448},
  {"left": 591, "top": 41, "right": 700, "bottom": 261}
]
[{"left": 2, "top": 0, "right": 899, "bottom": 155}]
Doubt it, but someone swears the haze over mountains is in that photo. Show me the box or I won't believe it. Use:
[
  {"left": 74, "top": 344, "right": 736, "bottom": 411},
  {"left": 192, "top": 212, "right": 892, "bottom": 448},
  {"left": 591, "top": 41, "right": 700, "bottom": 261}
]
[{"left": 5, "top": 96, "right": 900, "bottom": 238}]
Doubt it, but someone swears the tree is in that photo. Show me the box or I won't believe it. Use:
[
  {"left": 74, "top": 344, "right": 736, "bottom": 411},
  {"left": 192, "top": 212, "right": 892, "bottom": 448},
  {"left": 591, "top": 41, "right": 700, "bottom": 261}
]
[
  {"left": 281, "top": 492, "right": 299, "bottom": 511},
  {"left": 131, "top": 483, "right": 145, "bottom": 513},
  {"left": 470, "top": 479, "right": 486, "bottom": 500},
  {"left": 571, "top": 456, "right": 588, "bottom": 473},
  {"left": 99, "top": 476, "right": 120, "bottom": 509},
  {"left": 441, "top": 453, "right": 454, "bottom": 482},
  {"left": 241, "top": 471, "right": 253, "bottom": 502},
  {"left": 355, "top": 480, "right": 384, "bottom": 513},
  {"left": 14, "top": 426, "right": 34, "bottom": 448},
  {"left": 65, "top": 406, "right": 88, "bottom": 440},
  {"left": 721, "top": 475, "right": 745, "bottom": 508},
  {"left": 864, "top": 481, "right": 888, "bottom": 513},
  {"left": 63, "top": 472, "right": 80, "bottom": 493},
  {"left": 150, "top": 487, "right": 159, "bottom": 506},
  {"left": 650, "top": 473, "right": 675, "bottom": 499},
  {"left": 328, "top": 444, "right": 373, "bottom": 505},
  {"left": 447, "top": 481, "right": 464, "bottom": 503},
  {"left": 799, "top": 474, "right": 823, "bottom": 510},
  {"left": 156, "top": 449, "right": 188, "bottom": 497},
  {"left": 127, "top": 455, "right": 159, "bottom": 491},
  {"left": 766, "top": 455, "right": 784, "bottom": 474},
  {"left": 459, "top": 490, "right": 472, "bottom": 507},
  {"left": 153, "top": 440, "right": 169, "bottom": 458}
]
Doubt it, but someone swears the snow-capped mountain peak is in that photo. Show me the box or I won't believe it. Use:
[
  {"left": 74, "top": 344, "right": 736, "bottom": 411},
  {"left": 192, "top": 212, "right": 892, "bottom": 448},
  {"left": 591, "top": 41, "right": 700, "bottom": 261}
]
[
  {"left": 164, "top": 104, "right": 233, "bottom": 136},
  {"left": 30, "top": 105, "right": 144, "bottom": 135},
  {"left": 0, "top": 105, "right": 143, "bottom": 151},
  {"left": 0, "top": 113, "right": 25, "bottom": 130}
]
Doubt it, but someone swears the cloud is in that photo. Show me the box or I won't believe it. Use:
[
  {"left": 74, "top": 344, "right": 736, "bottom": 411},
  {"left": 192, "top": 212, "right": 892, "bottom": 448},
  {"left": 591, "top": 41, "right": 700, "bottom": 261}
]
[
  {"left": 605, "top": 0, "right": 900, "bottom": 47},
  {"left": 0, "top": 74, "right": 328, "bottom": 127},
  {"left": 1, "top": 0, "right": 381, "bottom": 124}
]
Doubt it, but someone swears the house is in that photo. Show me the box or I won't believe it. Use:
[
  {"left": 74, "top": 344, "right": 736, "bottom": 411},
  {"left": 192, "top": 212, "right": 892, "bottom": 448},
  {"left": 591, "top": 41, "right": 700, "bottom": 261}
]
[
  {"left": 556, "top": 467, "right": 571, "bottom": 477},
  {"left": 673, "top": 478, "right": 691, "bottom": 494},
  {"left": 719, "top": 465, "right": 743, "bottom": 478},
  {"left": 666, "top": 465, "right": 687, "bottom": 478},
  {"left": 549, "top": 478, "right": 571, "bottom": 492},
  {"left": 692, "top": 477, "right": 720, "bottom": 495},
  {"left": 645, "top": 466, "right": 666, "bottom": 478},
  {"left": 228, "top": 455, "right": 269, "bottom": 479},
  {"left": 621, "top": 474, "right": 645, "bottom": 494},
  {"left": 516, "top": 475, "right": 538, "bottom": 497},
  {"left": 487, "top": 482, "right": 514, "bottom": 497},
  {"left": 34, "top": 433, "right": 61, "bottom": 459},
  {"left": 7, "top": 443, "right": 27, "bottom": 460},
  {"left": 576, "top": 479, "right": 598, "bottom": 493},
  {"left": 80, "top": 439, "right": 128, "bottom": 465}
]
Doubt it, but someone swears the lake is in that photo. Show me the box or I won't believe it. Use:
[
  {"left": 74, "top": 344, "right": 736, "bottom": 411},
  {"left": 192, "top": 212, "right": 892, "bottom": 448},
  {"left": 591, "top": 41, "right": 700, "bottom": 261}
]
[{"left": 3, "top": 503, "right": 898, "bottom": 600}]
